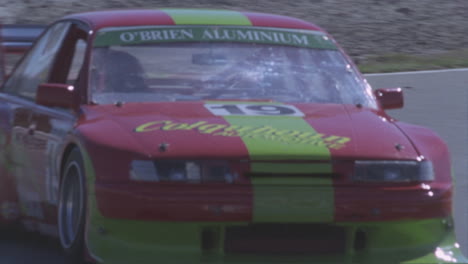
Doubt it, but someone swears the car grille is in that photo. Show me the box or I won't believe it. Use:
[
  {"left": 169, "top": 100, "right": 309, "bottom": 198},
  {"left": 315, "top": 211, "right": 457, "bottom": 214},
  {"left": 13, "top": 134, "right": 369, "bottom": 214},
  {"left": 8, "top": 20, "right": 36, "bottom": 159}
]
[
  {"left": 224, "top": 224, "right": 346, "bottom": 255},
  {"left": 247, "top": 173, "right": 339, "bottom": 181}
]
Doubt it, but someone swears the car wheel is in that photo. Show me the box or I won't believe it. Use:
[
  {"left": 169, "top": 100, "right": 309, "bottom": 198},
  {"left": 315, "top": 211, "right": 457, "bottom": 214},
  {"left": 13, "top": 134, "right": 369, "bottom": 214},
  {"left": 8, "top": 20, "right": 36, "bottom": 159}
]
[{"left": 58, "top": 148, "right": 86, "bottom": 262}]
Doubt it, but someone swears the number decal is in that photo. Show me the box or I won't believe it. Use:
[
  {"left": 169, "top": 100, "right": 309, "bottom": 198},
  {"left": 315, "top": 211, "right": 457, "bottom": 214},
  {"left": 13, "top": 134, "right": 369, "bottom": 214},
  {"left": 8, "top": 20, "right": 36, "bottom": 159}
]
[
  {"left": 245, "top": 105, "right": 296, "bottom": 116},
  {"left": 205, "top": 104, "right": 304, "bottom": 117},
  {"left": 208, "top": 104, "right": 245, "bottom": 115}
]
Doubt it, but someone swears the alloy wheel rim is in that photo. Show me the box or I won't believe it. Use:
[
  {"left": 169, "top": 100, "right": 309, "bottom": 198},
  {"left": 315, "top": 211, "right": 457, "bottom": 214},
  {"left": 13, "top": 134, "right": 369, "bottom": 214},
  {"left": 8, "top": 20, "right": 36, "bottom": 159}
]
[{"left": 58, "top": 161, "right": 83, "bottom": 249}]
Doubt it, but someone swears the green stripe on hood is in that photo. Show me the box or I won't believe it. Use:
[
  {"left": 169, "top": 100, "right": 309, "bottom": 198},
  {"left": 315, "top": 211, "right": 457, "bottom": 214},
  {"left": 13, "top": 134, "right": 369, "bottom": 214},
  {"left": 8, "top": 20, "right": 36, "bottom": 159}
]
[
  {"left": 161, "top": 9, "right": 252, "bottom": 25},
  {"left": 210, "top": 102, "right": 334, "bottom": 222},
  {"left": 225, "top": 116, "right": 331, "bottom": 161}
]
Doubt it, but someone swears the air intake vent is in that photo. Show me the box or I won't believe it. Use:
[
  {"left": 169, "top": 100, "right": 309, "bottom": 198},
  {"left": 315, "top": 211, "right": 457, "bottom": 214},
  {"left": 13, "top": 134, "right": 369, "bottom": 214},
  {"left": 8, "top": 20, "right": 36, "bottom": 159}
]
[{"left": 224, "top": 224, "right": 346, "bottom": 254}]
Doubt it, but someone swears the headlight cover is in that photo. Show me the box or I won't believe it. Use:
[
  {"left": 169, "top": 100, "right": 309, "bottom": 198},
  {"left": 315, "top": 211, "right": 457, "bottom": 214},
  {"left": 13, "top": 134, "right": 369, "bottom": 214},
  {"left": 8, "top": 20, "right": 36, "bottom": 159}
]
[
  {"left": 353, "top": 160, "right": 434, "bottom": 182},
  {"left": 130, "top": 160, "right": 235, "bottom": 183}
]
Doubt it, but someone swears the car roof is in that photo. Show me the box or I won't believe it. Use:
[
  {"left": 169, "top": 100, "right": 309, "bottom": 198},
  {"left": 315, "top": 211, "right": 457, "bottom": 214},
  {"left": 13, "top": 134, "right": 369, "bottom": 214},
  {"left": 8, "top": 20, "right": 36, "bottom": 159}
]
[{"left": 64, "top": 9, "right": 325, "bottom": 32}]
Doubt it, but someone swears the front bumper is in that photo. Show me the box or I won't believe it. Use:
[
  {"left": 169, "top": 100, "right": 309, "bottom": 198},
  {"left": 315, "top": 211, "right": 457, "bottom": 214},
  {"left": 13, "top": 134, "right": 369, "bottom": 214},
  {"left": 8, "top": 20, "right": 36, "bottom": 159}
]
[
  {"left": 84, "top": 182, "right": 458, "bottom": 263},
  {"left": 85, "top": 216, "right": 460, "bottom": 264},
  {"left": 93, "top": 181, "right": 452, "bottom": 222}
]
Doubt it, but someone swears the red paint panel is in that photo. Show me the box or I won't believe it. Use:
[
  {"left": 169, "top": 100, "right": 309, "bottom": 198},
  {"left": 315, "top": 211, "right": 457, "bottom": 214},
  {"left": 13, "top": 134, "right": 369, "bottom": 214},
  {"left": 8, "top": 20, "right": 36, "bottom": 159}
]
[
  {"left": 334, "top": 183, "right": 452, "bottom": 222},
  {"left": 95, "top": 181, "right": 451, "bottom": 222},
  {"left": 0, "top": 168, "right": 19, "bottom": 223},
  {"left": 67, "top": 10, "right": 324, "bottom": 32},
  {"left": 36, "top": 83, "right": 77, "bottom": 109},
  {"left": 395, "top": 121, "right": 453, "bottom": 182},
  {"left": 39, "top": 203, "right": 58, "bottom": 226},
  {"left": 78, "top": 103, "right": 255, "bottom": 220},
  {"left": 65, "top": 10, "right": 175, "bottom": 31},
  {"left": 297, "top": 104, "right": 420, "bottom": 160},
  {"left": 375, "top": 88, "right": 404, "bottom": 110},
  {"left": 242, "top": 11, "right": 323, "bottom": 31},
  {"left": 81, "top": 102, "right": 251, "bottom": 160},
  {"left": 79, "top": 138, "right": 146, "bottom": 183},
  {"left": 95, "top": 183, "right": 252, "bottom": 222},
  {"left": 79, "top": 102, "right": 452, "bottom": 224},
  {"left": 295, "top": 103, "right": 451, "bottom": 222}
]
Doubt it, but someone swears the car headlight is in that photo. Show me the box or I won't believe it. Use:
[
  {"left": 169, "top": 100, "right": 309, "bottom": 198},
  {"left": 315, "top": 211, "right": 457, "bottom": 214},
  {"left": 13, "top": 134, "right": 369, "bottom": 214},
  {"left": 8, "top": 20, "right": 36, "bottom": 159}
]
[
  {"left": 130, "top": 160, "right": 235, "bottom": 183},
  {"left": 353, "top": 160, "right": 434, "bottom": 182}
]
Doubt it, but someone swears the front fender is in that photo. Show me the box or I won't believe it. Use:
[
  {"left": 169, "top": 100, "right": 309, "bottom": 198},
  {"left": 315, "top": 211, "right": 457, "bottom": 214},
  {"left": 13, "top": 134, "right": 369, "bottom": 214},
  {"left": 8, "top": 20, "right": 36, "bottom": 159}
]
[{"left": 394, "top": 121, "right": 452, "bottom": 183}]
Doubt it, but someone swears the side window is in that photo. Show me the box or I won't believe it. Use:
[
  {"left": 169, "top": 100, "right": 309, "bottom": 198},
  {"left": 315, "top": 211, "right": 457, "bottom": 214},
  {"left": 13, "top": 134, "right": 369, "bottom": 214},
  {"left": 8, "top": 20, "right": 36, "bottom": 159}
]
[
  {"left": 3, "top": 22, "right": 71, "bottom": 100},
  {"left": 67, "top": 39, "right": 87, "bottom": 85}
]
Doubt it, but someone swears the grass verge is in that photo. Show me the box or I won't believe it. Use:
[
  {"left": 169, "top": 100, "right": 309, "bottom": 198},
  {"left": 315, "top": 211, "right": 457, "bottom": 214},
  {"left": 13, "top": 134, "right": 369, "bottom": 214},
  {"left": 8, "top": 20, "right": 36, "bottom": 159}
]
[{"left": 358, "top": 49, "right": 468, "bottom": 73}]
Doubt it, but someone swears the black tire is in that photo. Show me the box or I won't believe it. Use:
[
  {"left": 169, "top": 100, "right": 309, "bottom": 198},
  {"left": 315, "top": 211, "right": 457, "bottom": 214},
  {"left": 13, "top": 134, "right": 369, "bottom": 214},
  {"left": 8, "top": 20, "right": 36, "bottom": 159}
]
[{"left": 58, "top": 148, "right": 86, "bottom": 263}]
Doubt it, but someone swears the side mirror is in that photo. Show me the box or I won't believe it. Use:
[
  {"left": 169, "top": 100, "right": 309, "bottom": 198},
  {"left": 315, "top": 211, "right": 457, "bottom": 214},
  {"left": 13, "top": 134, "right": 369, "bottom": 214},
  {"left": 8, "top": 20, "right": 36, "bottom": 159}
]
[
  {"left": 374, "top": 88, "right": 404, "bottom": 110},
  {"left": 36, "top": 83, "right": 78, "bottom": 109}
]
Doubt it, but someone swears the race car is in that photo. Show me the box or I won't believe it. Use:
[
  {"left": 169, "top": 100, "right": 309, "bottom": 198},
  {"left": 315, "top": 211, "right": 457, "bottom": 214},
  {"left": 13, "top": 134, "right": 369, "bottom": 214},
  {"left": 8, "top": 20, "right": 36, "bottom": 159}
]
[{"left": 0, "top": 8, "right": 464, "bottom": 264}]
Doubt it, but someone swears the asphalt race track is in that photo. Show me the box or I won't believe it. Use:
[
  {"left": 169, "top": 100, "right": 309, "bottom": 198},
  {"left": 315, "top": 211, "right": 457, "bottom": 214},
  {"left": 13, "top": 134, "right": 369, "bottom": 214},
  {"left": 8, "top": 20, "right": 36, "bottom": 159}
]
[
  {"left": 0, "top": 68, "right": 467, "bottom": 263},
  {"left": 367, "top": 68, "right": 468, "bottom": 257}
]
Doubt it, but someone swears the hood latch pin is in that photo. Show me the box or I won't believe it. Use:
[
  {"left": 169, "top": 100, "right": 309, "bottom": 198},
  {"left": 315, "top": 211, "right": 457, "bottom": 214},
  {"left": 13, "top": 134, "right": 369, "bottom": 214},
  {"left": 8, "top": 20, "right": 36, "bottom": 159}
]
[
  {"left": 395, "top": 143, "right": 404, "bottom": 151},
  {"left": 159, "top": 142, "right": 170, "bottom": 152}
]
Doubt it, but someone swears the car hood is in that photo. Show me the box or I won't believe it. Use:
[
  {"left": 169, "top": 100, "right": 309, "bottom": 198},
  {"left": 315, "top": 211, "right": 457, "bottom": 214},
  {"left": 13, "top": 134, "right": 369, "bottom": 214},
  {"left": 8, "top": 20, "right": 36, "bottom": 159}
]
[{"left": 81, "top": 102, "right": 420, "bottom": 161}]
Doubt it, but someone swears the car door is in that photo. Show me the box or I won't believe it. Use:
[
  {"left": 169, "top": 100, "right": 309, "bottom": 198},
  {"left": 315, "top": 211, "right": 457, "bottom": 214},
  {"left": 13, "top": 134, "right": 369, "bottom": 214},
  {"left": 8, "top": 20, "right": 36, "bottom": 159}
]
[
  {"left": 28, "top": 25, "right": 89, "bottom": 234},
  {"left": 0, "top": 21, "right": 83, "bottom": 232}
]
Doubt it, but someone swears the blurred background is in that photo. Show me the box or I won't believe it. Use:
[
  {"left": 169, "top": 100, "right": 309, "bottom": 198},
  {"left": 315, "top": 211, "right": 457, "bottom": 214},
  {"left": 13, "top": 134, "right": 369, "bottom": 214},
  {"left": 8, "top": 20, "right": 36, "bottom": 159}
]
[{"left": 1, "top": 0, "right": 468, "bottom": 72}]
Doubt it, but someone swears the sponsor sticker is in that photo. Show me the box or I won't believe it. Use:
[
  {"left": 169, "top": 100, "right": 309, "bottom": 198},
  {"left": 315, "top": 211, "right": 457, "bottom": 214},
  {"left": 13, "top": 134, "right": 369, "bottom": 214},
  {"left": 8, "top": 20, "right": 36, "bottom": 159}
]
[
  {"left": 94, "top": 26, "right": 337, "bottom": 50},
  {"left": 135, "top": 119, "right": 350, "bottom": 150}
]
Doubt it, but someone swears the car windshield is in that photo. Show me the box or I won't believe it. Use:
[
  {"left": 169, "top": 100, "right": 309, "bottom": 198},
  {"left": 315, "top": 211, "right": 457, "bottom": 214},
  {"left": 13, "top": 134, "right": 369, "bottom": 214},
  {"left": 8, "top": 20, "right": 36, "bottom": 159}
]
[{"left": 90, "top": 26, "right": 376, "bottom": 108}]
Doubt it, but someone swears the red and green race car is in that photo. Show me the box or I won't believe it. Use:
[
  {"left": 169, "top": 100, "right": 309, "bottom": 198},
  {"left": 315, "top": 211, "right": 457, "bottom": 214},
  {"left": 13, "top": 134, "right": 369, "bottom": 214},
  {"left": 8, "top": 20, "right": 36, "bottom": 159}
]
[{"left": 0, "top": 8, "right": 465, "bottom": 263}]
